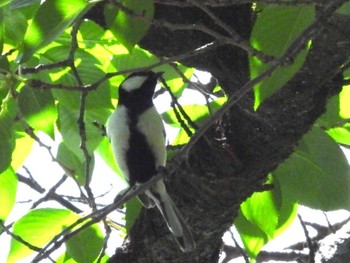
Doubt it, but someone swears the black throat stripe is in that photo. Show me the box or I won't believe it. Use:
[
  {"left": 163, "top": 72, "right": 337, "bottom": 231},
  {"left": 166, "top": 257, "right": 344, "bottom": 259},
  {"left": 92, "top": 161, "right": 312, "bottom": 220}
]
[{"left": 125, "top": 108, "right": 157, "bottom": 186}]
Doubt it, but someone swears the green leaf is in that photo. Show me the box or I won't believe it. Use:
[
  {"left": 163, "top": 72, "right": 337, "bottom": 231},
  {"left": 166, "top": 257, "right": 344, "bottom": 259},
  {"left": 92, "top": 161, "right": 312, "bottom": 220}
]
[
  {"left": 108, "top": 0, "right": 154, "bottom": 52},
  {"left": 317, "top": 94, "right": 343, "bottom": 129},
  {"left": 0, "top": 9, "right": 3, "bottom": 54},
  {"left": 110, "top": 46, "right": 157, "bottom": 71},
  {"left": 56, "top": 141, "right": 94, "bottom": 185},
  {"left": 238, "top": 175, "right": 297, "bottom": 258},
  {"left": 157, "top": 65, "right": 194, "bottom": 97},
  {"left": 78, "top": 20, "right": 104, "bottom": 49},
  {"left": 240, "top": 188, "right": 279, "bottom": 239},
  {"left": 40, "top": 47, "right": 112, "bottom": 110},
  {"left": 0, "top": 93, "right": 17, "bottom": 173},
  {"left": 57, "top": 104, "right": 110, "bottom": 155},
  {"left": 317, "top": 85, "right": 350, "bottom": 129},
  {"left": 18, "top": 85, "right": 57, "bottom": 138},
  {"left": 0, "top": 140, "right": 13, "bottom": 173},
  {"left": 125, "top": 197, "right": 141, "bottom": 232},
  {"left": 0, "top": 0, "right": 11, "bottom": 8},
  {"left": 235, "top": 209, "right": 268, "bottom": 259},
  {"left": 7, "top": 208, "right": 77, "bottom": 263},
  {"left": 337, "top": 1, "right": 350, "bottom": 15},
  {"left": 20, "top": 0, "right": 90, "bottom": 62},
  {"left": 65, "top": 223, "right": 104, "bottom": 263},
  {"left": 10, "top": 0, "right": 41, "bottom": 20},
  {"left": 171, "top": 127, "right": 190, "bottom": 146},
  {"left": 56, "top": 252, "right": 109, "bottom": 263},
  {"left": 250, "top": 5, "right": 315, "bottom": 109},
  {"left": 327, "top": 124, "right": 350, "bottom": 146},
  {"left": 96, "top": 136, "right": 120, "bottom": 176},
  {"left": 0, "top": 55, "right": 10, "bottom": 71},
  {"left": 3, "top": 6, "right": 28, "bottom": 46},
  {"left": 271, "top": 174, "right": 298, "bottom": 237},
  {"left": 11, "top": 135, "right": 34, "bottom": 170},
  {"left": 275, "top": 127, "right": 350, "bottom": 210},
  {"left": 0, "top": 167, "right": 17, "bottom": 221},
  {"left": 339, "top": 85, "right": 350, "bottom": 119}
]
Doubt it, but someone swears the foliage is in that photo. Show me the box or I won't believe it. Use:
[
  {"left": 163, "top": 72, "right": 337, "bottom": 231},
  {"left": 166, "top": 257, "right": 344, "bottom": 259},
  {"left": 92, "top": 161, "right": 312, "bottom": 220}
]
[{"left": 0, "top": 0, "right": 348, "bottom": 262}]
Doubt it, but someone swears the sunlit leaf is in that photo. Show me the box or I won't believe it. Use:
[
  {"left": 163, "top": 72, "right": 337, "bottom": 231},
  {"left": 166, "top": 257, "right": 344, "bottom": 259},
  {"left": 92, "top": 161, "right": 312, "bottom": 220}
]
[
  {"left": 235, "top": 209, "right": 268, "bottom": 259},
  {"left": 40, "top": 47, "right": 112, "bottom": 110},
  {"left": 11, "top": 135, "right": 34, "bottom": 170},
  {"left": 108, "top": 0, "right": 154, "bottom": 52},
  {"left": 65, "top": 223, "right": 104, "bottom": 263},
  {"left": 162, "top": 98, "right": 226, "bottom": 127},
  {"left": 327, "top": 124, "right": 350, "bottom": 146},
  {"left": 339, "top": 85, "right": 350, "bottom": 119},
  {"left": 250, "top": 5, "right": 315, "bottom": 109},
  {"left": 240, "top": 188, "right": 279, "bottom": 239},
  {"left": 56, "top": 141, "right": 95, "bottom": 185},
  {"left": 77, "top": 20, "right": 104, "bottom": 49},
  {"left": 7, "top": 209, "right": 77, "bottom": 263},
  {"left": 20, "top": 0, "right": 90, "bottom": 62},
  {"left": 0, "top": 167, "right": 17, "bottom": 221},
  {"left": 96, "top": 136, "right": 120, "bottom": 176},
  {"left": 157, "top": 65, "right": 194, "bottom": 97},
  {"left": 125, "top": 197, "right": 141, "bottom": 232},
  {"left": 110, "top": 46, "right": 156, "bottom": 72},
  {"left": 171, "top": 128, "right": 191, "bottom": 146},
  {"left": 57, "top": 104, "right": 110, "bottom": 155},
  {"left": 18, "top": 85, "right": 57, "bottom": 138},
  {"left": 275, "top": 127, "right": 350, "bottom": 210},
  {"left": 238, "top": 175, "right": 297, "bottom": 258},
  {"left": 56, "top": 252, "right": 109, "bottom": 263},
  {"left": 317, "top": 85, "right": 350, "bottom": 129}
]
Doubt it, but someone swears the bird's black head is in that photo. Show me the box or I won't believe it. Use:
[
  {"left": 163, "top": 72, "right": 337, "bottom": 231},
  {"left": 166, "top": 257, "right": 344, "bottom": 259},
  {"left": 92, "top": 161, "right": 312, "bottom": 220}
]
[{"left": 117, "top": 71, "right": 163, "bottom": 111}]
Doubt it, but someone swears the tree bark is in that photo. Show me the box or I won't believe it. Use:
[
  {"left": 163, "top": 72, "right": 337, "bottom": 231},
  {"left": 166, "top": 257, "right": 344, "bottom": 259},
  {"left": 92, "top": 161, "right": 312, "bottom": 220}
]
[{"left": 108, "top": 1, "right": 350, "bottom": 262}]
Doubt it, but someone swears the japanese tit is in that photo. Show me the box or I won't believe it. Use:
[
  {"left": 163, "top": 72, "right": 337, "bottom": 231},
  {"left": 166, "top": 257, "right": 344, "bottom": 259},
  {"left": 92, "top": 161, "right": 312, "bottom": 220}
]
[{"left": 106, "top": 71, "right": 195, "bottom": 252}]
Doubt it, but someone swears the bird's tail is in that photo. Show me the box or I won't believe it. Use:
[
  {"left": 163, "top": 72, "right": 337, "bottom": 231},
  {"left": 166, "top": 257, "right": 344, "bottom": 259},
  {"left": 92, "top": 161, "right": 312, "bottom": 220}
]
[{"left": 145, "top": 180, "right": 196, "bottom": 252}]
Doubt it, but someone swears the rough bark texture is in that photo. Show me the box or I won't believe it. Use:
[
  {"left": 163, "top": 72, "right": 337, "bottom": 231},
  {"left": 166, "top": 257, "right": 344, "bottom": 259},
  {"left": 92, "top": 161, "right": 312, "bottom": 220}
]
[{"left": 94, "top": 1, "right": 350, "bottom": 262}]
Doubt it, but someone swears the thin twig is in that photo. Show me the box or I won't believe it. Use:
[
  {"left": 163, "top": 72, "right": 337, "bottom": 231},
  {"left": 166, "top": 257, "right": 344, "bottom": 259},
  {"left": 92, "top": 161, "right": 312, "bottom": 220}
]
[
  {"left": 96, "top": 221, "right": 112, "bottom": 263},
  {"left": 160, "top": 77, "right": 198, "bottom": 135},
  {"left": 298, "top": 214, "right": 315, "bottom": 263},
  {"left": 0, "top": 221, "right": 48, "bottom": 258},
  {"left": 32, "top": 175, "right": 163, "bottom": 262},
  {"left": 69, "top": 19, "right": 97, "bottom": 210},
  {"left": 229, "top": 229, "right": 249, "bottom": 263},
  {"left": 17, "top": 173, "right": 82, "bottom": 213}
]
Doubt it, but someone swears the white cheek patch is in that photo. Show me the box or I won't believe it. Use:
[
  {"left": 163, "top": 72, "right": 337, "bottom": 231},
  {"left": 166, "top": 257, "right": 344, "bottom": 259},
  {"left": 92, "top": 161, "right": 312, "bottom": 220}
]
[
  {"left": 122, "top": 76, "right": 147, "bottom": 92},
  {"left": 106, "top": 106, "right": 131, "bottom": 180}
]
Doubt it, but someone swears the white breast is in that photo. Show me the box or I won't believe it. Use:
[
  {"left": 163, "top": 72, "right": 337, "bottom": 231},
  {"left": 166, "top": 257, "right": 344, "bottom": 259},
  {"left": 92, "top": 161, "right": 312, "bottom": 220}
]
[
  {"left": 106, "top": 105, "right": 167, "bottom": 181},
  {"left": 106, "top": 106, "right": 131, "bottom": 180}
]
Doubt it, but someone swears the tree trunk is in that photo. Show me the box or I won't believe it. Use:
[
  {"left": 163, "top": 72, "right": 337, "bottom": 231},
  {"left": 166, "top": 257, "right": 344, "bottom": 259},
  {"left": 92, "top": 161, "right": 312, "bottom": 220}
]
[{"left": 109, "top": 1, "right": 350, "bottom": 262}]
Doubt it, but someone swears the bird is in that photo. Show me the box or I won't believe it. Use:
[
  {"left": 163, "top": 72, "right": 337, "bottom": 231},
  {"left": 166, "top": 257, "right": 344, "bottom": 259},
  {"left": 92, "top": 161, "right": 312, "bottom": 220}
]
[{"left": 106, "top": 70, "right": 195, "bottom": 252}]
